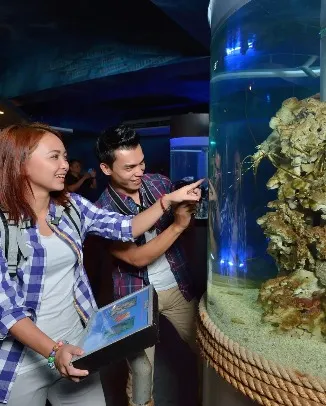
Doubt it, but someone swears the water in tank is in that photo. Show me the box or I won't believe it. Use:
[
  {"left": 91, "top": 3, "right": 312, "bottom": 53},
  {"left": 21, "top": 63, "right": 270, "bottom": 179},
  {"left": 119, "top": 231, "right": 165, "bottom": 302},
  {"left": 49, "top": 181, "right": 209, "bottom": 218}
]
[
  {"left": 208, "top": 0, "right": 326, "bottom": 379},
  {"left": 170, "top": 137, "right": 208, "bottom": 219}
]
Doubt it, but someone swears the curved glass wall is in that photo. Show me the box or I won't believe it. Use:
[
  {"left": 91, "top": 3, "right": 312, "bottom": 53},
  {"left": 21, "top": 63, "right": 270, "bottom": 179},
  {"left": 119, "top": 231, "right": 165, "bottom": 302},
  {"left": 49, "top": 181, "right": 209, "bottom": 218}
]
[
  {"left": 170, "top": 137, "right": 209, "bottom": 219},
  {"left": 170, "top": 137, "right": 208, "bottom": 184},
  {"left": 208, "top": 0, "right": 326, "bottom": 378}
]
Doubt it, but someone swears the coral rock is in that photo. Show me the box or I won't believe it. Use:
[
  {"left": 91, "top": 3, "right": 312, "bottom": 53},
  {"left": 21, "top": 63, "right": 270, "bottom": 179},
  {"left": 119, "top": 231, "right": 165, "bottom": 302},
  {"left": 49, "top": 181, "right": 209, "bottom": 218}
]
[{"left": 252, "top": 96, "right": 326, "bottom": 339}]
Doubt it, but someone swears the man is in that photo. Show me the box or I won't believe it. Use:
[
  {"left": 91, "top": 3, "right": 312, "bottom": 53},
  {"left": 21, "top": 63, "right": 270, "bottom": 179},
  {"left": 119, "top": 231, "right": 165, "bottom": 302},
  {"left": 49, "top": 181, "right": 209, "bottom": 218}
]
[
  {"left": 65, "top": 159, "right": 97, "bottom": 201},
  {"left": 95, "top": 125, "right": 198, "bottom": 405}
]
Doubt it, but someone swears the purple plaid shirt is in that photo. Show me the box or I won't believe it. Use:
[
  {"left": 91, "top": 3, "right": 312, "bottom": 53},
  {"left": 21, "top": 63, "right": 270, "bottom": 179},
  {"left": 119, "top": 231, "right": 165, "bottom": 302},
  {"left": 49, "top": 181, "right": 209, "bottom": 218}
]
[
  {"left": 0, "top": 193, "right": 133, "bottom": 404},
  {"left": 95, "top": 173, "right": 194, "bottom": 302}
]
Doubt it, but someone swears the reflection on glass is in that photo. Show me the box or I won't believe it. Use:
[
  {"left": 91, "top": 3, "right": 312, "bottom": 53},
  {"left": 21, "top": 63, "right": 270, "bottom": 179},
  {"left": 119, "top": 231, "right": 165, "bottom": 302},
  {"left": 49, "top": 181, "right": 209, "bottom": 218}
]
[{"left": 170, "top": 137, "right": 209, "bottom": 219}]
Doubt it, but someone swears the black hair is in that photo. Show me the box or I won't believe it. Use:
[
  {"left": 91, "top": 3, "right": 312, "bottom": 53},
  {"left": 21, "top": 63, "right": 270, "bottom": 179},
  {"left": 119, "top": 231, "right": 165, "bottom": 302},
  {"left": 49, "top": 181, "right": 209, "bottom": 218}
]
[
  {"left": 96, "top": 125, "right": 140, "bottom": 168},
  {"left": 69, "top": 159, "right": 82, "bottom": 165}
]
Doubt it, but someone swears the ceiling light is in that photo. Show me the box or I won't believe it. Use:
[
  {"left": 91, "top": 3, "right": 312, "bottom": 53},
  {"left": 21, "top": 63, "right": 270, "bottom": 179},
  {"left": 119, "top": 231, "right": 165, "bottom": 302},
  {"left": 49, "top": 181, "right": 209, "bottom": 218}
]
[{"left": 0, "top": 111, "right": 4, "bottom": 115}]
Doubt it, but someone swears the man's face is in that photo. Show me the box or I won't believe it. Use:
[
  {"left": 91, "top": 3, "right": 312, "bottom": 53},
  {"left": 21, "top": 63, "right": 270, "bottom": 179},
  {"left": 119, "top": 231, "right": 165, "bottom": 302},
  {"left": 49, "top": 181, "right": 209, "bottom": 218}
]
[{"left": 100, "top": 145, "right": 145, "bottom": 192}]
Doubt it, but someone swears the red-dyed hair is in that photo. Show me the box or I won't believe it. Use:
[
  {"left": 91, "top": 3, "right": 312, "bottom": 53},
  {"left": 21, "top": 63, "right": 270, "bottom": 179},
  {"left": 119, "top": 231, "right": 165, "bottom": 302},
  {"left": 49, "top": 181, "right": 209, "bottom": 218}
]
[{"left": 0, "top": 122, "right": 69, "bottom": 224}]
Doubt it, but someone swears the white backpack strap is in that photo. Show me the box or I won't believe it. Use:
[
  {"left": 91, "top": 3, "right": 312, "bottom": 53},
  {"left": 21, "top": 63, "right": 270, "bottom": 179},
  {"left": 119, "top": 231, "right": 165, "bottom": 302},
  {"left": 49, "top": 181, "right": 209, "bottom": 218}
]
[
  {"left": 0, "top": 210, "right": 18, "bottom": 277},
  {"left": 0, "top": 210, "right": 32, "bottom": 277}
]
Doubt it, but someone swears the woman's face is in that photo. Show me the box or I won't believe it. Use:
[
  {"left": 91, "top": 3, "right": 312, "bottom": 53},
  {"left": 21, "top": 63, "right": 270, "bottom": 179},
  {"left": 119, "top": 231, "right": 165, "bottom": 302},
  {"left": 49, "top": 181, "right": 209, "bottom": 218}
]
[{"left": 25, "top": 132, "right": 69, "bottom": 196}]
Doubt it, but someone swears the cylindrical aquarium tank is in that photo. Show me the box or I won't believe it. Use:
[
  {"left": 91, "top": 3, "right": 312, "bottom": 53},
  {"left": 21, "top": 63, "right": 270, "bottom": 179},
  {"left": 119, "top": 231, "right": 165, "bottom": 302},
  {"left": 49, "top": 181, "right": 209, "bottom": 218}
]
[
  {"left": 200, "top": 0, "right": 326, "bottom": 404},
  {"left": 170, "top": 137, "right": 209, "bottom": 219}
]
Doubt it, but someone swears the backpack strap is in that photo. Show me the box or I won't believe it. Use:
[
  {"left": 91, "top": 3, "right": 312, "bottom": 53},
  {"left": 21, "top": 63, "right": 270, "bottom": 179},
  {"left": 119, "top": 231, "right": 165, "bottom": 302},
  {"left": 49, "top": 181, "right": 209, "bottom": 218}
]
[
  {"left": 106, "top": 183, "right": 132, "bottom": 215},
  {"left": 0, "top": 211, "right": 32, "bottom": 277},
  {"left": 0, "top": 200, "right": 82, "bottom": 278},
  {"left": 63, "top": 200, "right": 82, "bottom": 239},
  {"left": 50, "top": 199, "right": 82, "bottom": 239},
  {"left": 106, "top": 179, "right": 157, "bottom": 216},
  {"left": 0, "top": 210, "right": 11, "bottom": 274}
]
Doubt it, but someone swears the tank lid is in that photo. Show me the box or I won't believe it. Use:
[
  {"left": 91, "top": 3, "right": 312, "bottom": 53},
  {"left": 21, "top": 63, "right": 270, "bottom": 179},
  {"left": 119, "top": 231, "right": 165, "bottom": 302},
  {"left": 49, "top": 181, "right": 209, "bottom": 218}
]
[
  {"left": 170, "top": 137, "right": 209, "bottom": 148},
  {"left": 208, "top": 0, "right": 251, "bottom": 32}
]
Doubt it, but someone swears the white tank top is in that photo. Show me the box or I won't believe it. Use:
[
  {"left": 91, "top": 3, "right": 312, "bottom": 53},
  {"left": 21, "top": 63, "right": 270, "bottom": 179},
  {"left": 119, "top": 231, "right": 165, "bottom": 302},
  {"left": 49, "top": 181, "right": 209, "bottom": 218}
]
[
  {"left": 145, "top": 229, "right": 177, "bottom": 291},
  {"left": 18, "top": 232, "right": 84, "bottom": 375}
]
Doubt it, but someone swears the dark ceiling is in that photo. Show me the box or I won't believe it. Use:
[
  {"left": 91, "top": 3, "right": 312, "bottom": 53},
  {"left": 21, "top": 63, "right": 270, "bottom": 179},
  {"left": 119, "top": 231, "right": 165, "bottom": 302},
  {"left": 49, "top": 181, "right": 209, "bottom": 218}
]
[{"left": 0, "top": 0, "right": 210, "bottom": 131}]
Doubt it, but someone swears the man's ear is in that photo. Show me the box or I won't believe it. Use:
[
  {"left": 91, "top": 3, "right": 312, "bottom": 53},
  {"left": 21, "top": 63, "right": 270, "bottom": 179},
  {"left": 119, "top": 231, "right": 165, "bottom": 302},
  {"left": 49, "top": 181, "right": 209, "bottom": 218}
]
[{"left": 100, "top": 163, "right": 112, "bottom": 176}]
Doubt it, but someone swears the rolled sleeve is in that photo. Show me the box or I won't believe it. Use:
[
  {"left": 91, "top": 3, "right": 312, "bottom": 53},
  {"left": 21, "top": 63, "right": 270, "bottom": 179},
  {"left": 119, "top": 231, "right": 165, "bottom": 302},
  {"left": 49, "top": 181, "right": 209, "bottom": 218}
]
[
  {"left": 71, "top": 194, "right": 134, "bottom": 242},
  {"left": 0, "top": 251, "right": 34, "bottom": 339},
  {"left": 0, "top": 308, "right": 33, "bottom": 339},
  {"left": 110, "top": 213, "right": 133, "bottom": 241}
]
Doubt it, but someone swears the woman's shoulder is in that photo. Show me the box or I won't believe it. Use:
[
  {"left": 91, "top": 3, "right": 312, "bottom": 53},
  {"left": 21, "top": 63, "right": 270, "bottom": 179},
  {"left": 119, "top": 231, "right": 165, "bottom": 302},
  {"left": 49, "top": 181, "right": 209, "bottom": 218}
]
[
  {"left": 67, "top": 192, "right": 88, "bottom": 210},
  {"left": 66, "top": 193, "right": 99, "bottom": 217}
]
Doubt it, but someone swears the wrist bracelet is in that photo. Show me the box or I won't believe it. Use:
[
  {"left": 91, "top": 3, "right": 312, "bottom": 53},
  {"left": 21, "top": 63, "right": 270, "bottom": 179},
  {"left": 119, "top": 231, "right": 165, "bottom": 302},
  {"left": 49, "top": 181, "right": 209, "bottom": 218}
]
[{"left": 47, "top": 340, "right": 68, "bottom": 369}]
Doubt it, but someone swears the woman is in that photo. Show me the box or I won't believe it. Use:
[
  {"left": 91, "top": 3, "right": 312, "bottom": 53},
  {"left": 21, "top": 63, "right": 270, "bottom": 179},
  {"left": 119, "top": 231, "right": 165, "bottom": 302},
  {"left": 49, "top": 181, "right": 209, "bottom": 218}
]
[{"left": 0, "top": 123, "right": 201, "bottom": 406}]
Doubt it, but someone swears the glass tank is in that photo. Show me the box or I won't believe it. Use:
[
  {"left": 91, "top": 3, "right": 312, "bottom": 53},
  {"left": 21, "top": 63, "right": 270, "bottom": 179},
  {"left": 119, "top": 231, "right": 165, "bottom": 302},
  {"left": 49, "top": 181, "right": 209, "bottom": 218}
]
[
  {"left": 208, "top": 0, "right": 326, "bottom": 379},
  {"left": 170, "top": 137, "right": 208, "bottom": 219}
]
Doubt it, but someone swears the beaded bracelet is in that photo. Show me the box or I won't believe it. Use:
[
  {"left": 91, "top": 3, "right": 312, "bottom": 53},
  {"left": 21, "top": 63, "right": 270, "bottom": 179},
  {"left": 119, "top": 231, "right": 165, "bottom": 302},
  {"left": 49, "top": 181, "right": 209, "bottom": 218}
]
[{"left": 47, "top": 340, "right": 68, "bottom": 369}]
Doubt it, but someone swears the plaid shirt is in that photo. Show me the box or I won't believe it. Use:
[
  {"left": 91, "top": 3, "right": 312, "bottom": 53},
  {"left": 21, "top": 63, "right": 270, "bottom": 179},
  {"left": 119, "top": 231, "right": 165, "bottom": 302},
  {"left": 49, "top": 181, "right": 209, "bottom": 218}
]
[
  {"left": 95, "top": 173, "right": 194, "bottom": 302},
  {"left": 0, "top": 193, "right": 133, "bottom": 404}
]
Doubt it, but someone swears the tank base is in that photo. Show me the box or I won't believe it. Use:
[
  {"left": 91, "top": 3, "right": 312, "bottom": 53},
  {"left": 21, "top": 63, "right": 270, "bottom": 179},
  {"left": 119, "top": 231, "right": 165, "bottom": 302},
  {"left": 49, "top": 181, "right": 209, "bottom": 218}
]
[
  {"left": 203, "top": 365, "right": 256, "bottom": 406},
  {"left": 197, "top": 294, "right": 326, "bottom": 406}
]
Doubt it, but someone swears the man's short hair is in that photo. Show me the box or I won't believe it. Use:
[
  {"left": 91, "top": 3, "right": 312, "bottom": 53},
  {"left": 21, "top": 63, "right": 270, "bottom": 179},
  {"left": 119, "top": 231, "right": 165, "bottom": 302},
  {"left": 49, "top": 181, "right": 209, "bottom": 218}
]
[{"left": 96, "top": 125, "right": 140, "bottom": 168}]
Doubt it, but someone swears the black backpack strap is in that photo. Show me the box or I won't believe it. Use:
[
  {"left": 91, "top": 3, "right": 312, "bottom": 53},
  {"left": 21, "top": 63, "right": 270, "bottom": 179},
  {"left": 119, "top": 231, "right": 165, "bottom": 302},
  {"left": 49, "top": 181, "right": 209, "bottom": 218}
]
[
  {"left": 106, "top": 183, "right": 134, "bottom": 215},
  {"left": 106, "top": 180, "right": 157, "bottom": 215},
  {"left": 0, "top": 210, "right": 10, "bottom": 272},
  {"left": 64, "top": 200, "right": 82, "bottom": 238}
]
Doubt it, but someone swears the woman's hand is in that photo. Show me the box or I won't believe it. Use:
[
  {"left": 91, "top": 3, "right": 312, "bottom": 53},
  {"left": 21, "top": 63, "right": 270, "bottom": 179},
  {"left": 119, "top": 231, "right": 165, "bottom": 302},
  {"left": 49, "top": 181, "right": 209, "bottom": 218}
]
[
  {"left": 163, "top": 179, "right": 204, "bottom": 208},
  {"left": 55, "top": 344, "right": 89, "bottom": 382}
]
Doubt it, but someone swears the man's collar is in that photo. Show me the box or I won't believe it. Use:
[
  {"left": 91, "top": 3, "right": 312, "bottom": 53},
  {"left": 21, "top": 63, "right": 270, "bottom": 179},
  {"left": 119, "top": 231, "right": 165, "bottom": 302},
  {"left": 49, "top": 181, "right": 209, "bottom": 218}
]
[
  {"left": 106, "top": 183, "right": 136, "bottom": 215},
  {"left": 107, "top": 182, "right": 131, "bottom": 201},
  {"left": 106, "top": 178, "right": 156, "bottom": 215}
]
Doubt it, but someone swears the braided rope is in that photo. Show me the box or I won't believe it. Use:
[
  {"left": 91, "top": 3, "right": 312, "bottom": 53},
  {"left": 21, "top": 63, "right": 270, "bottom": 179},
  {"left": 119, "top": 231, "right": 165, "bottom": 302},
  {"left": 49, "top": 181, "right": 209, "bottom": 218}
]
[{"left": 197, "top": 296, "right": 326, "bottom": 406}]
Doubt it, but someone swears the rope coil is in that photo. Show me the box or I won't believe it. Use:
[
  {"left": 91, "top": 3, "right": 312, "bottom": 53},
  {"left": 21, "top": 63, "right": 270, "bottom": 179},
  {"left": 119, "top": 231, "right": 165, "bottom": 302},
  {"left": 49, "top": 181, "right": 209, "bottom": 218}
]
[{"left": 197, "top": 296, "right": 326, "bottom": 406}]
